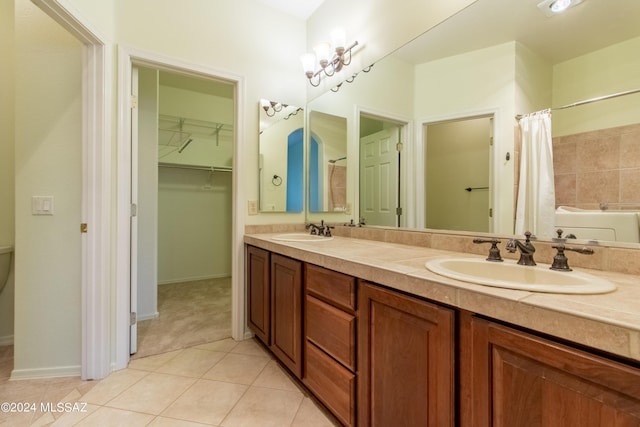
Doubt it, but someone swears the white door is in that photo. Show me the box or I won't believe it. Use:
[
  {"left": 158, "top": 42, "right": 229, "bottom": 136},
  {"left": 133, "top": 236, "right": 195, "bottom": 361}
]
[
  {"left": 360, "top": 127, "right": 400, "bottom": 226},
  {"left": 130, "top": 66, "right": 139, "bottom": 354}
]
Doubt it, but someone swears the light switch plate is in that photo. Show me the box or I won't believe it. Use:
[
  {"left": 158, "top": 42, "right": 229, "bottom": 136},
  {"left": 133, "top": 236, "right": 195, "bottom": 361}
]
[
  {"left": 248, "top": 200, "right": 258, "bottom": 215},
  {"left": 32, "top": 196, "right": 54, "bottom": 215}
]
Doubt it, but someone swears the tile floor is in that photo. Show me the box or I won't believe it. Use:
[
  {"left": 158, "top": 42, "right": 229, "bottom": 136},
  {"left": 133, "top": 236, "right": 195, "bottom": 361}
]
[{"left": 0, "top": 339, "right": 338, "bottom": 427}]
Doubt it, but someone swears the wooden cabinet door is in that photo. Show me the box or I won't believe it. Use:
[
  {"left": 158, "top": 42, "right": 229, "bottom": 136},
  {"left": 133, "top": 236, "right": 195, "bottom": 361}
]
[
  {"left": 246, "top": 246, "right": 270, "bottom": 345},
  {"left": 270, "top": 253, "right": 303, "bottom": 378},
  {"left": 461, "top": 314, "right": 640, "bottom": 427},
  {"left": 358, "top": 281, "right": 455, "bottom": 427}
]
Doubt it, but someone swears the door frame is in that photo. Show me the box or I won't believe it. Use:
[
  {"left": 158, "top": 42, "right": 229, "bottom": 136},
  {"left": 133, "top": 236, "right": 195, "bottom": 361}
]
[
  {"left": 115, "top": 45, "right": 246, "bottom": 370},
  {"left": 416, "top": 108, "right": 499, "bottom": 231},
  {"left": 32, "top": 0, "right": 112, "bottom": 379},
  {"left": 355, "top": 106, "right": 411, "bottom": 227}
]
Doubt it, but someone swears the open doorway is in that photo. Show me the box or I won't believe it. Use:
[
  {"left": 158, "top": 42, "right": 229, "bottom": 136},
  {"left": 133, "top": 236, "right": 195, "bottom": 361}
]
[
  {"left": 131, "top": 67, "right": 234, "bottom": 359},
  {"left": 423, "top": 115, "right": 493, "bottom": 232},
  {"left": 116, "top": 47, "right": 245, "bottom": 372}
]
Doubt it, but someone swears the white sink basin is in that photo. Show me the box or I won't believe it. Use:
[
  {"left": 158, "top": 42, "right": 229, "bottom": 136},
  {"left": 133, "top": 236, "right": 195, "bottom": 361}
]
[
  {"left": 425, "top": 257, "right": 616, "bottom": 294},
  {"left": 272, "top": 233, "right": 334, "bottom": 242}
]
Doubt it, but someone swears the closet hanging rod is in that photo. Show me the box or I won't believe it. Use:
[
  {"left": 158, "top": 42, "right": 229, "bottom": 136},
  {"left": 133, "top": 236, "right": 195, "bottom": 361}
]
[
  {"left": 158, "top": 162, "right": 232, "bottom": 172},
  {"left": 516, "top": 87, "right": 640, "bottom": 120}
]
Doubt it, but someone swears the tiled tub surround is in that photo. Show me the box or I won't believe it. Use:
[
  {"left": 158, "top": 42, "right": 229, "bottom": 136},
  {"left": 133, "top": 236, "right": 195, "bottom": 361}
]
[
  {"left": 553, "top": 123, "right": 640, "bottom": 209},
  {"left": 244, "top": 228, "right": 640, "bottom": 364}
]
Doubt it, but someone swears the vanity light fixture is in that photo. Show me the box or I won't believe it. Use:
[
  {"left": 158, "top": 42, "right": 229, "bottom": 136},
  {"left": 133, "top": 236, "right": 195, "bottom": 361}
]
[
  {"left": 260, "top": 99, "right": 302, "bottom": 120},
  {"left": 261, "top": 99, "right": 286, "bottom": 117},
  {"left": 301, "top": 28, "right": 359, "bottom": 87},
  {"left": 537, "top": 0, "right": 584, "bottom": 16}
]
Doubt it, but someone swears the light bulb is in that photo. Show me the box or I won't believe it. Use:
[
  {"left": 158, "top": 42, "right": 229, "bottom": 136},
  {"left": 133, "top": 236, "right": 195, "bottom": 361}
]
[
  {"left": 314, "top": 42, "right": 332, "bottom": 68},
  {"left": 550, "top": 0, "right": 571, "bottom": 13},
  {"left": 300, "top": 53, "right": 317, "bottom": 76},
  {"left": 331, "top": 28, "right": 346, "bottom": 53}
]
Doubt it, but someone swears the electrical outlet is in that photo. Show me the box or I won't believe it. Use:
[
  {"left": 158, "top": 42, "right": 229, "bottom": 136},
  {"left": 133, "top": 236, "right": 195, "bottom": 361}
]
[{"left": 248, "top": 200, "right": 258, "bottom": 215}]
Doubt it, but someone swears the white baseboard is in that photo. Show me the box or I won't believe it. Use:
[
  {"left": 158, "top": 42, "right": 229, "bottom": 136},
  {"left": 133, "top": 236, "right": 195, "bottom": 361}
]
[
  {"left": 11, "top": 365, "right": 81, "bottom": 380},
  {"left": 0, "top": 335, "right": 14, "bottom": 346},
  {"left": 158, "top": 273, "right": 231, "bottom": 285},
  {"left": 137, "top": 312, "right": 159, "bottom": 321}
]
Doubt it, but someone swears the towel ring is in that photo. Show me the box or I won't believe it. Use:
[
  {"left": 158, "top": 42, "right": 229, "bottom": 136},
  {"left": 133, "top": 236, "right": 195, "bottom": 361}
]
[{"left": 272, "top": 175, "right": 282, "bottom": 186}]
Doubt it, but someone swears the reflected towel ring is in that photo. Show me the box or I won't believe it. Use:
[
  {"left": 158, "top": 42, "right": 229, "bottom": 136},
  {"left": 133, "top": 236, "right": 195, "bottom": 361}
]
[{"left": 272, "top": 175, "right": 282, "bottom": 186}]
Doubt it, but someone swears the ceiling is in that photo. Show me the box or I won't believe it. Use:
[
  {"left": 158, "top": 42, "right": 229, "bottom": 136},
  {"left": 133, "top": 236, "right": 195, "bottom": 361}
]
[
  {"left": 393, "top": 0, "right": 640, "bottom": 65},
  {"left": 254, "top": 0, "right": 326, "bottom": 19}
]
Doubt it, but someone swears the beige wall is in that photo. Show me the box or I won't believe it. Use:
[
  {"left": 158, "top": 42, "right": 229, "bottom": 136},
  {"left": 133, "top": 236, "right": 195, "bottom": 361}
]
[
  {"left": 13, "top": 0, "right": 83, "bottom": 375},
  {"left": 156, "top": 83, "right": 234, "bottom": 285},
  {"left": 0, "top": 0, "right": 15, "bottom": 343},
  {"left": 552, "top": 36, "right": 640, "bottom": 137}
]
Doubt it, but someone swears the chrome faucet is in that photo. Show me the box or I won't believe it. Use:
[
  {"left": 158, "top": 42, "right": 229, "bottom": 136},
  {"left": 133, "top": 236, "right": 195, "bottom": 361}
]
[{"left": 506, "top": 231, "right": 536, "bottom": 266}]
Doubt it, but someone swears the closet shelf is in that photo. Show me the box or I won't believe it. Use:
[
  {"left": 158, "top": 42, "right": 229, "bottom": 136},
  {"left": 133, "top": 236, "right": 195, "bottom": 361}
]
[
  {"left": 159, "top": 162, "right": 232, "bottom": 172},
  {"left": 158, "top": 114, "right": 233, "bottom": 147}
]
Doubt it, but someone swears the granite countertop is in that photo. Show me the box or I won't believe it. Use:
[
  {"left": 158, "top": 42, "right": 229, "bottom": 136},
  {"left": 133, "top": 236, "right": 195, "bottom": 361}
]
[{"left": 244, "top": 233, "right": 640, "bottom": 364}]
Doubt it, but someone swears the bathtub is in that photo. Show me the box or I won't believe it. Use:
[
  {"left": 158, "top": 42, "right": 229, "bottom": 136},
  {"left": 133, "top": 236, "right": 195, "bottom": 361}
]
[{"left": 555, "top": 206, "right": 640, "bottom": 243}]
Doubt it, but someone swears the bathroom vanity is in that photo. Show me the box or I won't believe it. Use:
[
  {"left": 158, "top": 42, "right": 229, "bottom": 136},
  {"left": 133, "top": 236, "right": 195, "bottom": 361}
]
[{"left": 244, "top": 232, "right": 640, "bottom": 426}]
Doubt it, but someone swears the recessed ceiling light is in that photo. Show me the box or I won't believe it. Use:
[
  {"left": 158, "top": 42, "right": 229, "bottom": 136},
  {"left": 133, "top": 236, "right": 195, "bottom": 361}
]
[{"left": 537, "top": 0, "right": 584, "bottom": 17}]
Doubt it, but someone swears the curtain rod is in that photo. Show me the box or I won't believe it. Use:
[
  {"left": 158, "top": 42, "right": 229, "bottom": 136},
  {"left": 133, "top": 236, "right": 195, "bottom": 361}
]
[
  {"left": 516, "top": 87, "right": 640, "bottom": 120},
  {"left": 158, "top": 162, "right": 232, "bottom": 172}
]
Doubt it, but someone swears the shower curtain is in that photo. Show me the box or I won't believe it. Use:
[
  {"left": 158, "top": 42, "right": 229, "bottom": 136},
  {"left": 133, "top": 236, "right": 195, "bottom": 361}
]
[{"left": 515, "top": 109, "right": 556, "bottom": 238}]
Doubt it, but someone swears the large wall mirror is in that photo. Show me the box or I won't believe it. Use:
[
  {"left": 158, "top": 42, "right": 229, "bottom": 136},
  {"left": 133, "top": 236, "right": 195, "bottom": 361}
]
[
  {"left": 305, "top": 0, "right": 640, "bottom": 247},
  {"left": 258, "top": 99, "right": 304, "bottom": 212},
  {"left": 308, "top": 110, "right": 348, "bottom": 213}
]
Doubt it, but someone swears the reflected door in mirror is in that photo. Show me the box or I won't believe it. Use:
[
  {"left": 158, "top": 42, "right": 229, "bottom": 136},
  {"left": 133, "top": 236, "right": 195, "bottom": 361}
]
[{"left": 360, "top": 127, "right": 401, "bottom": 227}]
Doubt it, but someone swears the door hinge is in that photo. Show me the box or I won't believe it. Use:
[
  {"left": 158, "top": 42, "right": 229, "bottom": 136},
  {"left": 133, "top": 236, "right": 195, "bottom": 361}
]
[
  {"left": 130, "top": 95, "right": 138, "bottom": 109},
  {"left": 489, "top": 136, "right": 494, "bottom": 146},
  {"left": 489, "top": 208, "right": 493, "bottom": 218},
  {"left": 396, "top": 206, "right": 403, "bottom": 215},
  {"left": 130, "top": 312, "right": 137, "bottom": 326},
  {"left": 80, "top": 223, "right": 88, "bottom": 233},
  {"left": 131, "top": 203, "right": 137, "bottom": 217},
  {"left": 396, "top": 142, "right": 404, "bottom": 152}
]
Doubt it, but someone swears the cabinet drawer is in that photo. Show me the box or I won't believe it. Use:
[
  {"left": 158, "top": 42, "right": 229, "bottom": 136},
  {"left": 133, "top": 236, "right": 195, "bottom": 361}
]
[
  {"left": 304, "top": 341, "right": 356, "bottom": 427},
  {"left": 306, "top": 295, "right": 356, "bottom": 370},
  {"left": 305, "top": 264, "right": 356, "bottom": 311}
]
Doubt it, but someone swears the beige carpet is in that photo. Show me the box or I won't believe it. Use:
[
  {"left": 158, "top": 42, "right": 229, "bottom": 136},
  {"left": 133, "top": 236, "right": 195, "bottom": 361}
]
[{"left": 133, "top": 277, "right": 232, "bottom": 359}]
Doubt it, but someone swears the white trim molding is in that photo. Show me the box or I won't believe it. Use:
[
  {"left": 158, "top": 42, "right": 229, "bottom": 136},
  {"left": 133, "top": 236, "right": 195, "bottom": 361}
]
[
  {"left": 11, "top": 365, "right": 81, "bottom": 381},
  {"left": 32, "top": 0, "right": 112, "bottom": 380},
  {"left": 0, "top": 335, "right": 13, "bottom": 346},
  {"left": 115, "top": 45, "right": 246, "bottom": 371}
]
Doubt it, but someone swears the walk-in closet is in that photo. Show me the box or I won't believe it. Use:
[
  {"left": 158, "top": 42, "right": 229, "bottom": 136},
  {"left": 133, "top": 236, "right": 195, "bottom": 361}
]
[{"left": 134, "top": 67, "right": 234, "bottom": 358}]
